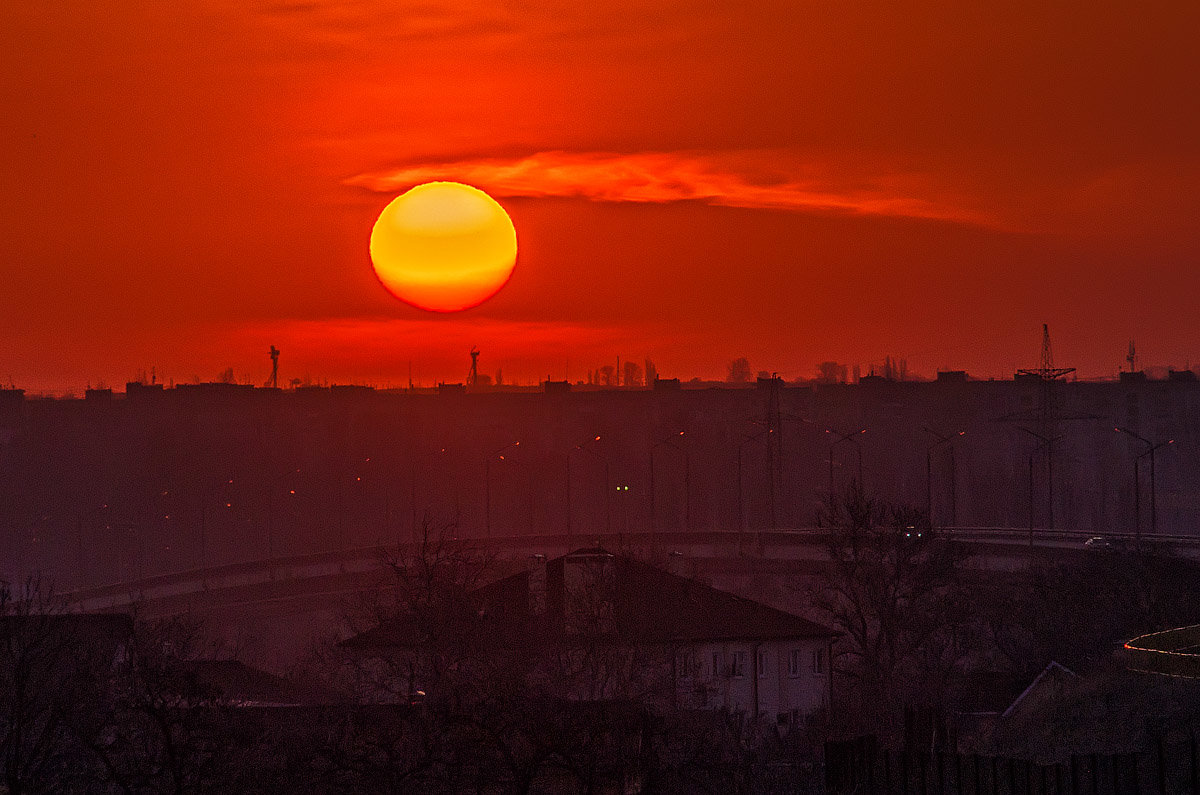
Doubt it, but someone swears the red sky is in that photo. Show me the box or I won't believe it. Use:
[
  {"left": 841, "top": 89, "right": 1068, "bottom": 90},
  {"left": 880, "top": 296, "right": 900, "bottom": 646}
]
[{"left": 2, "top": 1, "right": 1198, "bottom": 392}]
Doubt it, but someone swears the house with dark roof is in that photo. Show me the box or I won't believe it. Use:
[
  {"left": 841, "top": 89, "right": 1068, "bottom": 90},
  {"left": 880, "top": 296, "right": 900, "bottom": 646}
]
[{"left": 343, "top": 548, "right": 837, "bottom": 727}]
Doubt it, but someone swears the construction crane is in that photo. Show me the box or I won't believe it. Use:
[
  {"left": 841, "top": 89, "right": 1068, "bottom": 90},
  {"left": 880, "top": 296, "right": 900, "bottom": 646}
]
[{"left": 265, "top": 346, "right": 280, "bottom": 389}]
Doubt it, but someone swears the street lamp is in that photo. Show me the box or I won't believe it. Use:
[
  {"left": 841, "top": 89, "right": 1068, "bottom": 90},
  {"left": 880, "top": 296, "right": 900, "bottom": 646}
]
[
  {"left": 826, "top": 427, "right": 866, "bottom": 495},
  {"left": 737, "top": 430, "right": 772, "bottom": 536},
  {"left": 76, "top": 502, "right": 112, "bottom": 589},
  {"left": 1115, "top": 426, "right": 1174, "bottom": 543},
  {"left": 651, "top": 431, "right": 688, "bottom": 533},
  {"left": 1020, "top": 427, "right": 1061, "bottom": 531},
  {"left": 485, "top": 441, "right": 520, "bottom": 539},
  {"left": 198, "top": 478, "right": 235, "bottom": 585},
  {"left": 566, "top": 435, "right": 607, "bottom": 536},
  {"left": 924, "top": 428, "right": 965, "bottom": 528}
]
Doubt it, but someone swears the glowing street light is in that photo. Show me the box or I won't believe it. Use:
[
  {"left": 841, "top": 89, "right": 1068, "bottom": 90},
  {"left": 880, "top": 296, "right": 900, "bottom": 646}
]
[
  {"left": 1020, "top": 427, "right": 1061, "bottom": 533},
  {"left": 1115, "top": 426, "right": 1174, "bottom": 543},
  {"left": 737, "top": 429, "right": 771, "bottom": 536},
  {"left": 650, "top": 430, "right": 689, "bottom": 534},
  {"left": 826, "top": 427, "right": 866, "bottom": 495},
  {"left": 924, "top": 428, "right": 965, "bottom": 528},
  {"left": 485, "top": 441, "right": 520, "bottom": 538},
  {"left": 198, "top": 477, "right": 235, "bottom": 584},
  {"left": 566, "top": 435, "right": 607, "bottom": 536}
]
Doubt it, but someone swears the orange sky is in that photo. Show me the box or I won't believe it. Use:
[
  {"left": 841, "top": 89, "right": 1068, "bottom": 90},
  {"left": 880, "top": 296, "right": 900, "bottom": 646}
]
[{"left": 2, "top": 1, "right": 1198, "bottom": 392}]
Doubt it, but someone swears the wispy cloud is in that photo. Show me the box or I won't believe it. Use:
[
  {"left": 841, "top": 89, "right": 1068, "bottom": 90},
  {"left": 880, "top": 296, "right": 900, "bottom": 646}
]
[{"left": 345, "top": 150, "right": 995, "bottom": 226}]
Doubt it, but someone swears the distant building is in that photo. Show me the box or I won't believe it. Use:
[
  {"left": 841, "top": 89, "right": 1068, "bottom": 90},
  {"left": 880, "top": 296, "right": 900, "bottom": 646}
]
[{"left": 343, "top": 548, "right": 836, "bottom": 727}]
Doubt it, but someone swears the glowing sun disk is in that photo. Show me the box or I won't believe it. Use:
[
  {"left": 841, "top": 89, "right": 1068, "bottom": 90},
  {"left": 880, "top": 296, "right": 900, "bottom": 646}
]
[{"left": 369, "top": 182, "right": 518, "bottom": 312}]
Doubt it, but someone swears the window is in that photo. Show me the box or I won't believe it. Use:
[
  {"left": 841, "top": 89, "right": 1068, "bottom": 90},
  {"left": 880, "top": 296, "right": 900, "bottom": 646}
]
[
  {"left": 757, "top": 649, "right": 769, "bottom": 678},
  {"left": 729, "top": 650, "right": 747, "bottom": 678},
  {"left": 677, "top": 650, "right": 696, "bottom": 679},
  {"left": 712, "top": 651, "right": 722, "bottom": 678},
  {"left": 788, "top": 649, "right": 802, "bottom": 677},
  {"left": 811, "top": 647, "right": 825, "bottom": 675}
]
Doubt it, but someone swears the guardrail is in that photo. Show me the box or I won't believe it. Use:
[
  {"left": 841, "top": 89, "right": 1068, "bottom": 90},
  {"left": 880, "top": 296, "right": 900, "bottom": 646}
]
[
  {"left": 1125, "top": 624, "right": 1200, "bottom": 678},
  {"left": 60, "top": 526, "right": 1200, "bottom": 612}
]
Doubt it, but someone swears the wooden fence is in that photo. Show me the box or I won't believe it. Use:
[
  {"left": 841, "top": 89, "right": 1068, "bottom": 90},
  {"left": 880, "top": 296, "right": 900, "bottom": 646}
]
[{"left": 826, "top": 732, "right": 1200, "bottom": 794}]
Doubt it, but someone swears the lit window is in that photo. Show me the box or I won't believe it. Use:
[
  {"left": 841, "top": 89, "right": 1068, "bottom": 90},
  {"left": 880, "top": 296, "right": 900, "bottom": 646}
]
[
  {"left": 789, "top": 649, "right": 802, "bottom": 677},
  {"left": 811, "top": 647, "right": 825, "bottom": 675},
  {"left": 730, "top": 650, "right": 747, "bottom": 678},
  {"left": 757, "top": 649, "right": 769, "bottom": 678}
]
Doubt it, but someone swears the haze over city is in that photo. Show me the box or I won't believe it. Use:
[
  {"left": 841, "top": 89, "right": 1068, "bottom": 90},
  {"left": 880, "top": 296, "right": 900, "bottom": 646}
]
[
  {"left": 4, "top": 2, "right": 1200, "bottom": 791},
  {"left": 3, "top": 2, "right": 1199, "bottom": 393}
]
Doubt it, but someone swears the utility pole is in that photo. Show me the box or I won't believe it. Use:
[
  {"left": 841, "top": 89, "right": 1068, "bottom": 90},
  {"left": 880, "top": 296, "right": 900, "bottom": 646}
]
[{"left": 1116, "top": 426, "right": 1174, "bottom": 543}]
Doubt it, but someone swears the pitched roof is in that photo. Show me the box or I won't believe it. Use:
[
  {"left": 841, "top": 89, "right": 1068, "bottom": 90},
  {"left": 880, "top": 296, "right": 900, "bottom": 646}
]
[
  {"left": 1002, "top": 661, "right": 1078, "bottom": 719},
  {"left": 345, "top": 549, "right": 835, "bottom": 650}
]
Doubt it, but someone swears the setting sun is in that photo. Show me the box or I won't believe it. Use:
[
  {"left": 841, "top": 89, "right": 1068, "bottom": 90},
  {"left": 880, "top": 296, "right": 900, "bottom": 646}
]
[{"left": 369, "top": 182, "right": 518, "bottom": 313}]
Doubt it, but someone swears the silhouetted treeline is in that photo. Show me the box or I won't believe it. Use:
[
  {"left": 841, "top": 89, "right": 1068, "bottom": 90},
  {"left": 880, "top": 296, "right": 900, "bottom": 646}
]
[{"left": 810, "top": 484, "right": 1200, "bottom": 758}]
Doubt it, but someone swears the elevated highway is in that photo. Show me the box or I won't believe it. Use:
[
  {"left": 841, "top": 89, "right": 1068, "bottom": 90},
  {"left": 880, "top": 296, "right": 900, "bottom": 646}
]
[
  {"left": 64, "top": 526, "right": 1199, "bottom": 618},
  {"left": 54, "top": 526, "right": 1200, "bottom": 672}
]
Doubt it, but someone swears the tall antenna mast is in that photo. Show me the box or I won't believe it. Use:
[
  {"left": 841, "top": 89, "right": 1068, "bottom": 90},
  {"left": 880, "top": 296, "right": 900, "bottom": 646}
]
[
  {"left": 1126, "top": 340, "right": 1138, "bottom": 373},
  {"left": 468, "top": 346, "right": 480, "bottom": 388},
  {"left": 265, "top": 345, "right": 280, "bottom": 388}
]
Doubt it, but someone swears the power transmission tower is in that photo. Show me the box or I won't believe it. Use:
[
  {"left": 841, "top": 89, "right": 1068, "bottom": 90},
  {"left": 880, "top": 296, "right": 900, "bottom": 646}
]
[
  {"left": 999, "top": 324, "right": 1093, "bottom": 530},
  {"left": 1016, "top": 323, "right": 1075, "bottom": 439}
]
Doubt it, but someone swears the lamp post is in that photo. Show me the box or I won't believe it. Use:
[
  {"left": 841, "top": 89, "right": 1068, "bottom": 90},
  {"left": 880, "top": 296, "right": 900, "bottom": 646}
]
[
  {"left": 485, "top": 441, "right": 520, "bottom": 539},
  {"left": 651, "top": 431, "right": 688, "bottom": 533},
  {"left": 198, "top": 478, "right": 234, "bottom": 585},
  {"left": 1115, "top": 426, "right": 1174, "bottom": 543},
  {"left": 924, "top": 428, "right": 965, "bottom": 528},
  {"left": 1020, "top": 427, "right": 1061, "bottom": 530},
  {"left": 737, "top": 430, "right": 772, "bottom": 537},
  {"left": 566, "top": 435, "right": 606, "bottom": 536},
  {"left": 826, "top": 427, "right": 866, "bottom": 495},
  {"left": 76, "top": 502, "right": 112, "bottom": 589},
  {"left": 1027, "top": 448, "right": 1036, "bottom": 548}
]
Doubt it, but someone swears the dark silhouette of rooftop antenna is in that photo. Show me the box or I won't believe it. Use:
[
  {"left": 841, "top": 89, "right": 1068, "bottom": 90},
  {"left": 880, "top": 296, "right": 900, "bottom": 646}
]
[
  {"left": 468, "top": 346, "right": 480, "bottom": 389},
  {"left": 1126, "top": 340, "right": 1138, "bottom": 373},
  {"left": 265, "top": 346, "right": 279, "bottom": 388}
]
